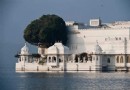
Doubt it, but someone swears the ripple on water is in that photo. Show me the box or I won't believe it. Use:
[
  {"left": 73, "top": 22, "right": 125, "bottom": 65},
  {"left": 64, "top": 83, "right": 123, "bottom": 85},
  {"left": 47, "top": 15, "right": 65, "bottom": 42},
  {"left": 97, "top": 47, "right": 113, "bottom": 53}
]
[{"left": 1, "top": 71, "right": 130, "bottom": 90}]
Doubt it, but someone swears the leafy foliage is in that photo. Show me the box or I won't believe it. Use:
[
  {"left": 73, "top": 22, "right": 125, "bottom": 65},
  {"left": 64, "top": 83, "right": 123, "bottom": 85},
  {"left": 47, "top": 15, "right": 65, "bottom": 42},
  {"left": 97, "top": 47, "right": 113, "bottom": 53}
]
[
  {"left": 31, "top": 53, "right": 41, "bottom": 58},
  {"left": 79, "top": 52, "right": 88, "bottom": 60},
  {"left": 74, "top": 53, "right": 88, "bottom": 62},
  {"left": 24, "top": 14, "right": 68, "bottom": 47},
  {"left": 39, "top": 56, "right": 47, "bottom": 65}
]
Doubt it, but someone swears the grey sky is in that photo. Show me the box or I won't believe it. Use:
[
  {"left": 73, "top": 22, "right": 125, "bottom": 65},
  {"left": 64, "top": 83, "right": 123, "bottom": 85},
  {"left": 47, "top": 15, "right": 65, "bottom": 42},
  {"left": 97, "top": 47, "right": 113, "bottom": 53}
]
[{"left": 1, "top": 0, "right": 130, "bottom": 44}]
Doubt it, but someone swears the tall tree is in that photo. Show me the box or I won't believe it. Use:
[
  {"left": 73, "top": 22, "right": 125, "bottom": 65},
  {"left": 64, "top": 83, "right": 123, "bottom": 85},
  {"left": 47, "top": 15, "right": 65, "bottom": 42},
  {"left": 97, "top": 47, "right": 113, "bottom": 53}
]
[{"left": 24, "top": 14, "right": 68, "bottom": 47}]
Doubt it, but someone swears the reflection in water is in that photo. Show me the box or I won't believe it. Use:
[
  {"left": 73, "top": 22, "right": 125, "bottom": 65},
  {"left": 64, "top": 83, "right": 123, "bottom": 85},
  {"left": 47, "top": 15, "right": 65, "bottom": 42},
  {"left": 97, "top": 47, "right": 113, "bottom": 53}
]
[{"left": 1, "top": 69, "right": 130, "bottom": 90}]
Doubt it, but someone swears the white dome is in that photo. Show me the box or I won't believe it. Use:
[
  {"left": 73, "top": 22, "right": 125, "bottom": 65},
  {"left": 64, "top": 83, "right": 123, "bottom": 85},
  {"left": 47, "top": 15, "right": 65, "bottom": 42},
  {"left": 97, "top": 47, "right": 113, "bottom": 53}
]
[
  {"left": 47, "top": 45, "right": 58, "bottom": 54},
  {"left": 94, "top": 41, "right": 102, "bottom": 54},
  {"left": 63, "top": 46, "right": 70, "bottom": 54},
  {"left": 47, "top": 42, "right": 70, "bottom": 54},
  {"left": 54, "top": 42, "right": 69, "bottom": 54},
  {"left": 21, "top": 43, "right": 29, "bottom": 55}
]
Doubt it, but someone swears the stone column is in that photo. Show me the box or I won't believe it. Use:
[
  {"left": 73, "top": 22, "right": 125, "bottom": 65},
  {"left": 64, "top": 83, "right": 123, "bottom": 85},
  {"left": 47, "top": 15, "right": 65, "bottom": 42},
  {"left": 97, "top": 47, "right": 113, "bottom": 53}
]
[
  {"left": 123, "top": 55, "right": 127, "bottom": 70},
  {"left": 47, "top": 56, "right": 48, "bottom": 63},
  {"left": 72, "top": 54, "right": 75, "bottom": 63},
  {"left": 56, "top": 55, "right": 58, "bottom": 66},
  {"left": 78, "top": 57, "right": 80, "bottom": 63},
  {"left": 51, "top": 56, "right": 53, "bottom": 63},
  {"left": 83, "top": 57, "right": 86, "bottom": 62},
  {"left": 63, "top": 55, "right": 65, "bottom": 71}
]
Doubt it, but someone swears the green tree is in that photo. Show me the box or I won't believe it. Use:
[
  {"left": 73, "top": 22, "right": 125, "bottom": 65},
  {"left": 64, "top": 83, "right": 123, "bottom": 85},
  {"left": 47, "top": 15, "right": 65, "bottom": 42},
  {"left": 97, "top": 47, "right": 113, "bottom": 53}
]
[
  {"left": 24, "top": 14, "right": 68, "bottom": 47},
  {"left": 79, "top": 52, "right": 88, "bottom": 61}
]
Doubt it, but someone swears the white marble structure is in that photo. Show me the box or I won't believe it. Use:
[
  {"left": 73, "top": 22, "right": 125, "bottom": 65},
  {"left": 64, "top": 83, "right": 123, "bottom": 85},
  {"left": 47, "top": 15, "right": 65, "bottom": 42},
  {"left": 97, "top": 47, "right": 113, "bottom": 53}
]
[
  {"left": 67, "top": 19, "right": 130, "bottom": 71},
  {"left": 16, "top": 19, "right": 130, "bottom": 71},
  {"left": 16, "top": 43, "right": 40, "bottom": 71}
]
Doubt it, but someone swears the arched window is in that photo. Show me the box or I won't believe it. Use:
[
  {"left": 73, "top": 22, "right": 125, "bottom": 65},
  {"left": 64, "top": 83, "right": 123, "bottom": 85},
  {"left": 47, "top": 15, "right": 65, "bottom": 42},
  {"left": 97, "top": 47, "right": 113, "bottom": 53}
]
[
  {"left": 48, "top": 57, "right": 51, "bottom": 62},
  {"left": 59, "top": 58, "right": 61, "bottom": 62},
  {"left": 126, "top": 56, "right": 129, "bottom": 63},
  {"left": 96, "top": 56, "right": 98, "bottom": 61},
  {"left": 116, "top": 56, "right": 119, "bottom": 63},
  {"left": 120, "top": 56, "right": 123, "bottom": 63},
  {"left": 54, "top": 57, "right": 56, "bottom": 60},
  {"left": 107, "top": 58, "right": 110, "bottom": 63},
  {"left": 127, "top": 56, "right": 130, "bottom": 63},
  {"left": 52, "top": 56, "right": 56, "bottom": 62},
  {"left": 115, "top": 37, "right": 118, "bottom": 40},
  {"left": 25, "top": 57, "right": 26, "bottom": 61}
]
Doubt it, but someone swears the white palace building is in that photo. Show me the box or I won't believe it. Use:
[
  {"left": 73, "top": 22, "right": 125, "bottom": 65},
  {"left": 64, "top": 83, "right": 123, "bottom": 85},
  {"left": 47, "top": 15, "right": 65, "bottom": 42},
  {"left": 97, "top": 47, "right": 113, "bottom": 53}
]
[{"left": 16, "top": 19, "right": 130, "bottom": 71}]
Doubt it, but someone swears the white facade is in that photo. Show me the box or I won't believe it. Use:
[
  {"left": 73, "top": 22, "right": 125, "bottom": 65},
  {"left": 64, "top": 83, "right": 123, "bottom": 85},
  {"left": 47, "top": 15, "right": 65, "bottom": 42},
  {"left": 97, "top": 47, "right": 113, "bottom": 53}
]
[
  {"left": 16, "top": 43, "right": 40, "bottom": 71},
  {"left": 68, "top": 28, "right": 130, "bottom": 54},
  {"left": 16, "top": 19, "right": 130, "bottom": 71},
  {"left": 67, "top": 19, "right": 130, "bottom": 71}
]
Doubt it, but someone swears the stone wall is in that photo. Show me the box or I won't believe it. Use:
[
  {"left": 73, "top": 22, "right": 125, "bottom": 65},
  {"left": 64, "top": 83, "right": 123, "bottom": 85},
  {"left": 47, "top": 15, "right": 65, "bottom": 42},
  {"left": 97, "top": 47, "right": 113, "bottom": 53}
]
[{"left": 68, "top": 28, "right": 130, "bottom": 54}]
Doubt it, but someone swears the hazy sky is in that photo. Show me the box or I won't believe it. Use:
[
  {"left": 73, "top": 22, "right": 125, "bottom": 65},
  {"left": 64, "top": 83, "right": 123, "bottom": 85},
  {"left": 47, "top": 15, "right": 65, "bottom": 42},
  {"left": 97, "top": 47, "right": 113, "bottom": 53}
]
[{"left": 1, "top": 0, "right": 130, "bottom": 44}]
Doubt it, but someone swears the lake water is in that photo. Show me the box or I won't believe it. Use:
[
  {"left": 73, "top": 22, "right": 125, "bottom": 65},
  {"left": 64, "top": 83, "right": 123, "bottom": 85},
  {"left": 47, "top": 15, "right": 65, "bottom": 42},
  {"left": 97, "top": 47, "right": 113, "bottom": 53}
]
[
  {"left": 1, "top": 44, "right": 130, "bottom": 90},
  {"left": 1, "top": 70, "right": 130, "bottom": 90}
]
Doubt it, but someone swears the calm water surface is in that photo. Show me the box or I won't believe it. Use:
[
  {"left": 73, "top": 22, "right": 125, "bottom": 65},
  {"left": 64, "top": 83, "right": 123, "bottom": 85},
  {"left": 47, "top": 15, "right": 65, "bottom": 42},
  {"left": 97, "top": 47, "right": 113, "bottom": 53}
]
[
  {"left": 1, "top": 69, "right": 130, "bottom": 90},
  {"left": 1, "top": 44, "right": 130, "bottom": 90}
]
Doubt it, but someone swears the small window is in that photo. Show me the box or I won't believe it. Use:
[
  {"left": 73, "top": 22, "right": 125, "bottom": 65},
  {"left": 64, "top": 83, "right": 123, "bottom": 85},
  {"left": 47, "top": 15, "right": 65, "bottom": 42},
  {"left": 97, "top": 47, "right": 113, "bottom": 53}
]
[
  {"left": 120, "top": 56, "right": 123, "bottom": 63},
  {"left": 126, "top": 56, "right": 129, "bottom": 63},
  {"left": 116, "top": 56, "right": 119, "bottom": 63},
  {"left": 107, "top": 58, "right": 110, "bottom": 63},
  {"left": 48, "top": 57, "right": 51, "bottom": 62},
  {"left": 52, "top": 56, "right": 56, "bottom": 62},
  {"left": 96, "top": 56, "right": 98, "bottom": 60},
  {"left": 59, "top": 59, "right": 61, "bottom": 62},
  {"left": 115, "top": 37, "right": 118, "bottom": 40},
  {"left": 54, "top": 57, "right": 56, "bottom": 60},
  {"left": 127, "top": 56, "right": 130, "bottom": 63}
]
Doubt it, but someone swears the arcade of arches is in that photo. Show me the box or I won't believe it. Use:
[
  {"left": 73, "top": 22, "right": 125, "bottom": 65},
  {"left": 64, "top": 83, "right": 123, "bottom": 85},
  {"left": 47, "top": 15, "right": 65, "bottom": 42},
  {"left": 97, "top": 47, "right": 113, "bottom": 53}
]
[{"left": 116, "top": 55, "right": 130, "bottom": 63}]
